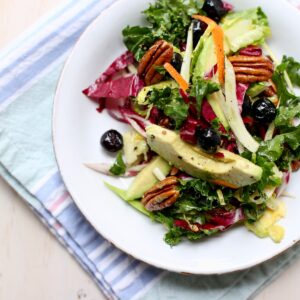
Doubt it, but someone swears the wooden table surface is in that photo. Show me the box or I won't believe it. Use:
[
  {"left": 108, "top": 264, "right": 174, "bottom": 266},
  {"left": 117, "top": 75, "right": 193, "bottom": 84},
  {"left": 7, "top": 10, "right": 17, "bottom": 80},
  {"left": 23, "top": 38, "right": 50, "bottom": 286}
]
[{"left": 1, "top": 1, "right": 300, "bottom": 299}]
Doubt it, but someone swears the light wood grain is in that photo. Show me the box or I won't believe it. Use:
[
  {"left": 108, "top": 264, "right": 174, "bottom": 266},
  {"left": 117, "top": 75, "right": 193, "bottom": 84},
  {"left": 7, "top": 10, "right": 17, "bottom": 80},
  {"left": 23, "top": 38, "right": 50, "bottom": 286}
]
[
  {"left": 0, "top": 0, "right": 64, "bottom": 49},
  {"left": 0, "top": 177, "right": 103, "bottom": 300},
  {"left": 0, "top": 1, "right": 300, "bottom": 300}
]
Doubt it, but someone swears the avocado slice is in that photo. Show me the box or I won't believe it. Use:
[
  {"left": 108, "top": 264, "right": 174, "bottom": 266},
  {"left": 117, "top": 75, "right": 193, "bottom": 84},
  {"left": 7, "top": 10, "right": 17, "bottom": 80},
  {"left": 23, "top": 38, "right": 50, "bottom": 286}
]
[
  {"left": 126, "top": 156, "right": 171, "bottom": 200},
  {"left": 104, "top": 182, "right": 150, "bottom": 216},
  {"left": 146, "top": 125, "right": 262, "bottom": 188},
  {"left": 137, "top": 80, "right": 178, "bottom": 105}
]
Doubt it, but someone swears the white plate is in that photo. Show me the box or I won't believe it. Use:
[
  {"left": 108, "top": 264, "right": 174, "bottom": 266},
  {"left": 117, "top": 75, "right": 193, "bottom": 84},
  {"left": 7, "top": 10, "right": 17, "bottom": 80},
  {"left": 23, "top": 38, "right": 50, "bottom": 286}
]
[{"left": 53, "top": 0, "right": 300, "bottom": 274}]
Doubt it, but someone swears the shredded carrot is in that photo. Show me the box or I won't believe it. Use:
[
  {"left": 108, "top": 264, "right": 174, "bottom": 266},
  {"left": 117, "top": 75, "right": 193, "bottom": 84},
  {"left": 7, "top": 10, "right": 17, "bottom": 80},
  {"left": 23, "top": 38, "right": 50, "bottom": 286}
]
[
  {"left": 192, "top": 15, "right": 217, "bottom": 28},
  {"left": 211, "top": 179, "right": 238, "bottom": 189},
  {"left": 192, "top": 15, "right": 225, "bottom": 85},
  {"left": 212, "top": 26, "right": 225, "bottom": 85},
  {"left": 164, "top": 63, "right": 189, "bottom": 92}
]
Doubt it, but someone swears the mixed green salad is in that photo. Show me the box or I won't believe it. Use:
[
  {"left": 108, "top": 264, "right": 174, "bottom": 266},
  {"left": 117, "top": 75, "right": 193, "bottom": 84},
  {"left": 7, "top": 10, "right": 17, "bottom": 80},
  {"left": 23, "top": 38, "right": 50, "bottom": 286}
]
[{"left": 83, "top": 0, "right": 300, "bottom": 246}]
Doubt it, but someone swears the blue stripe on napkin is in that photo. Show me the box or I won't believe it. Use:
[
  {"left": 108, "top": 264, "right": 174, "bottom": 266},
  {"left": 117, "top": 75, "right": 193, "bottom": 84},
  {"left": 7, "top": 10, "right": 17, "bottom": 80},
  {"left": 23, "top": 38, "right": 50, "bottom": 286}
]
[{"left": 0, "top": 0, "right": 163, "bottom": 299}]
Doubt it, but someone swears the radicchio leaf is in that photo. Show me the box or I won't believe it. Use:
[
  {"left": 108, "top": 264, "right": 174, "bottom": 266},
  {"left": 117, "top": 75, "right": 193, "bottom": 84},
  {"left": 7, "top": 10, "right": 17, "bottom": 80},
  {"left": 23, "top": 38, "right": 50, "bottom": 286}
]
[
  {"left": 180, "top": 117, "right": 199, "bottom": 144},
  {"left": 174, "top": 208, "right": 244, "bottom": 232},
  {"left": 83, "top": 75, "right": 144, "bottom": 100},
  {"left": 201, "top": 99, "right": 217, "bottom": 122},
  {"left": 239, "top": 46, "right": 262, "bottom": 57},
  {"left": 236, "top": 83, "right": 249, "bottom": 112},
  {"left": 222, "top": 1, "right": 234, "bottom": 12}
]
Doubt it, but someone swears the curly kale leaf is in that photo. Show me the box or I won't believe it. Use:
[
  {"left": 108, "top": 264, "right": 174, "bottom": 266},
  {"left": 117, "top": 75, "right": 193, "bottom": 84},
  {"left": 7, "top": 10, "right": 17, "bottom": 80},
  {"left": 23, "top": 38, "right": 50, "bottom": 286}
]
[
  {"left": 189, "top": 77, "right": 220, "bottom": 115},
  {"left": 148, "top": 87, "right": 189, "bottom": 129},
  {"left": 282, "top": 55, "right": 300, "bottom": 87},
  {"left": 122, "top": 0, "right": 204, "bottom": 60}
]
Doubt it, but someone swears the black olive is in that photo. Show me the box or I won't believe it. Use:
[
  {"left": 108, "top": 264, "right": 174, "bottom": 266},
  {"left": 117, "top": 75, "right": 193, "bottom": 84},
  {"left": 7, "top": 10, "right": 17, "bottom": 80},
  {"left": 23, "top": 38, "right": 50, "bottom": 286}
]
[
  {"left": 202, "top": 0, "right": 227, "bottom": 23},
  {"left": 242, "top": 95, "right": 252, "bottom": 117},
  {"left": 171, "top": 53, "right": 183, "bottom": 73},
  {"left": 100, "top": 130, "right": 123, "bottom": 152},
  {"left": 192, "top": 20, "right": 208, "bottom": 47},
  {"left": 197, "top": 128, "right": 221, "bottom": 154},
  {"left": 252, "top": 98, "right": 277, "bottom": 123}
]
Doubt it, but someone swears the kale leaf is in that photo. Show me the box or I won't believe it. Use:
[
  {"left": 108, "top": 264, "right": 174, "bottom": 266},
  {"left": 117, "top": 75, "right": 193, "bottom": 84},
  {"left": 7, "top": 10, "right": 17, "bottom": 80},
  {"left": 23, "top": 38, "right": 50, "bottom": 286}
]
[
  {"left": 122, "top": 26, "right": 156, "bottom": 61},
  {"left": 272, "top": 57, "right": 300, "bottom": 106},
  {"left": 282, "top": 55, "right": 300, "bottom": 87},
  {"left": 258, "top": 126, "right": 300, "bottom": 162},
  {"left": 109, "top": 152, "right": 126, "bottom": 175},
  {"left": 152, "top": 211, "right": 217, "bottom": 246},
  {"left": 272, "top": 56, "right": 300, "bottom": 132},
  {"left": 122, "top": 0, "right": 203, "bottom": 60},
  {"left": 189, "top": 77, "right": 220, "bottom": 115},
  {"left": 148, "top": 87, "right": 189, "bottom": 128},
  {"left": 151, "top": 179, "right": 234, "bottom": 246},
  {"left": 144, "top": 0, "right": 203, "bottom": 45},
  {"left": 275, "top": 103, "right": 300, "bottom": 130}
]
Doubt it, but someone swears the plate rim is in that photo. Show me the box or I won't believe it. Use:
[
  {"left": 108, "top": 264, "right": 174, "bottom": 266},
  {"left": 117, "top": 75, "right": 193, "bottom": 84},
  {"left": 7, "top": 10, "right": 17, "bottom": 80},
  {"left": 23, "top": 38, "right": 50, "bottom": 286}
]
[{"left": 52, "top": 0, "right": 300, "bottom": 275}]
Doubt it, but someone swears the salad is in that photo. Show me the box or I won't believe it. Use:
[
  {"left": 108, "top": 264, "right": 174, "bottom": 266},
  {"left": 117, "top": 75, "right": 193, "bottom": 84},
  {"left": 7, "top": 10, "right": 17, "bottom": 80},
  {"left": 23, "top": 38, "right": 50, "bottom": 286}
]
[{"left": 83, "top": 0, "right": 300, "bottom": 246}]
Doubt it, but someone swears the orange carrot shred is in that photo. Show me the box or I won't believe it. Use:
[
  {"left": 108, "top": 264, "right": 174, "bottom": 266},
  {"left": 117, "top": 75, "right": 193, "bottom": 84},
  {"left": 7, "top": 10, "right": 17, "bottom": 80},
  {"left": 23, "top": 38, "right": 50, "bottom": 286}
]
[
  {"left": 192, "top": 15, "right": 217, "bottom": 28},
  {"left": 211, "top": 179, "right": 238, "bottom": 189},
  {"left": 164, "top": 63, "right": 189, "bottom": 92},
  {"left": 212, "top": 25, "right": 225, "bottom": 85},
  {"left": 192, "top": 15, "right": 225, "bottom": 85}
]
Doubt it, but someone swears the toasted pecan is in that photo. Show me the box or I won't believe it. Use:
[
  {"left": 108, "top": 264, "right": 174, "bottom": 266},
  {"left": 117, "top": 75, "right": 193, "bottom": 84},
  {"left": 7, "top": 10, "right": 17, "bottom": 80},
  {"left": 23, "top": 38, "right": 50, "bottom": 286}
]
[
  {"left": 264, "top": 80, "right": 277, "bottom": 97},
  {"left": 138, "top": 40, "right": 173, "bottom": 86},
  {"left": 292, "top": 161, "right": 300, "bottom": 172},
  {"left": 142, "top": 176, "right": 179, "bottom": 211},
  {"left": 138, "top": 40, "right": 163, "bottom": 76},
  {"left": 233, "top": 66, "right": 273, "bottom": 77},
  {"left": 232, "top": 62, "right": 274, "bottom": 71},
  {"left": 229, "top": 55, "right": 272, "bottom": 64},
  {"left": 235, "top": 74, "right": 272, "bottom": 84},
  {"left": 170, "top": 166, "right": 179, "bottom": 176},
  {"left": 229, "top": 55, "right": 274, "bottom": 84}
]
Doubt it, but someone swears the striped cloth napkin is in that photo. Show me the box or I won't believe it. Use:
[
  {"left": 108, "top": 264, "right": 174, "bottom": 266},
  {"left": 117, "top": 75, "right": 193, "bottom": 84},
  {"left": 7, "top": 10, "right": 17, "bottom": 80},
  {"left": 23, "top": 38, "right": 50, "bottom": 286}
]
[{"left": 0, "top": 0, "right": 300, "bottom": 299}]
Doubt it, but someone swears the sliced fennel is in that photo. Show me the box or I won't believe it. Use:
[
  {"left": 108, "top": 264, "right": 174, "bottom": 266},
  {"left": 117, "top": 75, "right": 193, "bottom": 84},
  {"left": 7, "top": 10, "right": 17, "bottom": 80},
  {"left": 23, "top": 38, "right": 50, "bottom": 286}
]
[
  {"left": 207, "top": 92, "right": 230, "bottom": 131},
  {"left": 216, "top": 189, "right": 226, "bottom": 206},
  {"left": 153, "top": 167, "right": 167, "bottom": 181},
  {"left": 264, "top": 122, "right": 275, "bottom": 141},
  {"left": 127, "top": 64, "right": 137, "bottom": 74},
  {"left": 224, "top": 58, "right": 259, "bottom": 152},
  {"left": 180, "top": 23, "right": 193, "bottom": 83}
]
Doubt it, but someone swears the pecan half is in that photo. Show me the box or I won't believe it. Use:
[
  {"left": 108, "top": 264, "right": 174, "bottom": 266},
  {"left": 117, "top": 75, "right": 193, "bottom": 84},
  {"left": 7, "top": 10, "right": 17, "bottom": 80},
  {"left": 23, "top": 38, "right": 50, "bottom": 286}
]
[
  {"left": 232, "top": 62, "right": 274, "bottom": 71},
  {"left": 158, "top": 117, "right": 171, "bottom": 128},
  {"left": 142, "top": 176, "right": 179, "bottom": 211},
  {"left": 229, "top": 55, "right": 272, "bottom": 64},
  {"left": 233, "top": 66, "right": 272, "bottom": 77},
  {"left": 170, "top": 166, "right": 179, "bottom": 176},
  {"left": 229, "top": 55, "right": 274, "bottom": 84},
  {"left": 292, "top": 160, "right": 300, "bottom": 172},
  {"left": 235, "top": 74, "right": 272, "bottom": 84},
  {"left": 264, "top": 80, "right": 277, "bottom": 97},
  {"left": 138, "top": 40, "right": 173, "bottom": 86}
]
